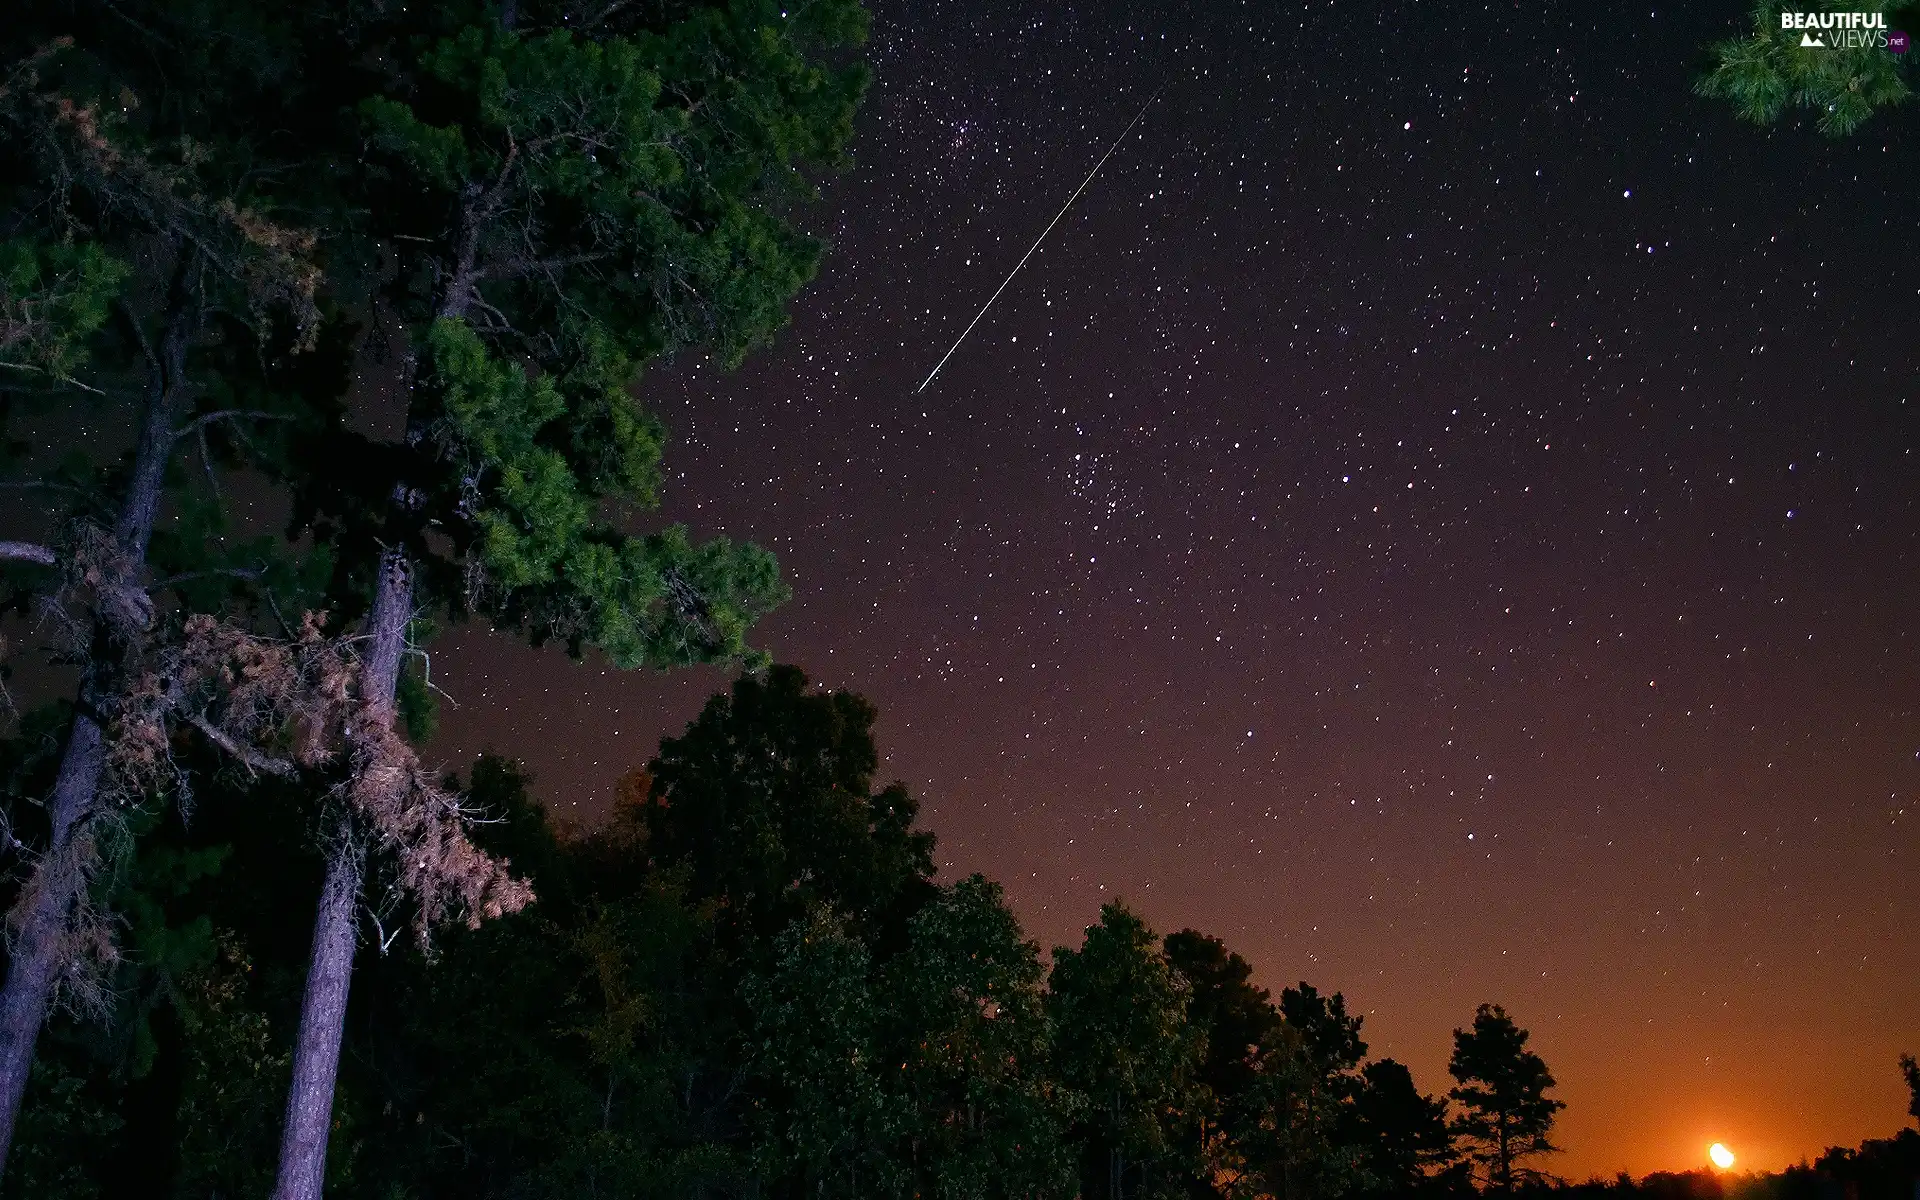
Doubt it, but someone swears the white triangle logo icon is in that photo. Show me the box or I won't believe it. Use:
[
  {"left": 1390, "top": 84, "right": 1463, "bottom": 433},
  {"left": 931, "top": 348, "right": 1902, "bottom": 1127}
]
[{"left": 1800, "top": 30, "right": 1825, "bottom": 46}]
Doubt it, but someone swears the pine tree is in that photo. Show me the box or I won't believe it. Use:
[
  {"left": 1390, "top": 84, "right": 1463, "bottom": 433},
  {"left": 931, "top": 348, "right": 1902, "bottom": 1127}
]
[
  {"left": 1349, "top": 1059, "right": 1454, "bottom": 1195},
  {"left": 1901, "top": 1053, "right": 1919, "bottom": 1124},
  {"left": 257, "top": 5, "right": 870, "bottom": 1195},
  {"left": 1279, "top": 982, "right": 1367, "bottom": 1098},
  {"left": 1446, "top": 1004, "right": 1562, "bottom": 1193},
  {"left": 1163, "top": 929, "right": 1283, "bottom": 1196},
  {"left": 0, "top": 5, "right": 345, "bottom": 1169},
  {"left": 1696, "top": 1, "right": 1914, "bottom": 137}
]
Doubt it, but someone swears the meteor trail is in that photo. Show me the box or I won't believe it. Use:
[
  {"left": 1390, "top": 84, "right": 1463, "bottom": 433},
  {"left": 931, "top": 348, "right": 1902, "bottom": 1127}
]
[{"left": 916, "top": 85, "right": 1165, "bottom": 394}]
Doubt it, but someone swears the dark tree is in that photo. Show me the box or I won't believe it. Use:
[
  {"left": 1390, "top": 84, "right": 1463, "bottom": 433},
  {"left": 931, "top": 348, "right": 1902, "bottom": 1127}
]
[
  {"left": 1166, "top": 931, "right": 1283, "bottom": 1109},
  {"left": 1902, "top": 1053, "right": 1919, "bottom": 1124},
  {"left": 645, "top": 664, "right": 936, "bottom": 945},
  {"left": 1446, "top": 1004, "right": 1563, "bottom": 1193},
  {"left": 1349, "top": 1058, "right": 1455, "bottom": 1195},
  {"left": 1241, "top": 1026, "right": 1367, "bottom": 1200},
  {"left": 1165, "top": 929, "right": 1283, "bottom": 1192},
  {"left": 1049, "top": 902, "right": 1205, "bottom": 1200},
  {"left": 1280, "top": 982, "right": 1368, "bottom": 1091},
  {"left": 745, "top": 908, "right": 904, "bottom": 1196},
  {"left": 881, "top": 875, "right": 1075, "bottom": 1198},
  {"left": 258, "top": 5, "right": 872, "bottom": 1194},
  {"left": 0, "top": 4, "right": 347, "bottom": 1169}
]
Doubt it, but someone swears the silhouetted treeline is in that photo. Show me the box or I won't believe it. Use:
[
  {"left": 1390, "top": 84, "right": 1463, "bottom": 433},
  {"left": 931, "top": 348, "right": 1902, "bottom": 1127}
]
[
  {"left": 1496, "top": 1130, "right": 1920, "bottom": 1200},
  {"left": 0, "top": 667, "right": 1526, "bottom": 1198},
  {"left": 1, "top": 667, "right": 1911, "bottom": 1199}
]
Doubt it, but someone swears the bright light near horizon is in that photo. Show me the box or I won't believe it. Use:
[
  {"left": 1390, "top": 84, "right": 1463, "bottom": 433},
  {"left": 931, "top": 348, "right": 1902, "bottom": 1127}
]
[{"left": 1709, "top": 1143, "right": 1736, "bottom": 1170}]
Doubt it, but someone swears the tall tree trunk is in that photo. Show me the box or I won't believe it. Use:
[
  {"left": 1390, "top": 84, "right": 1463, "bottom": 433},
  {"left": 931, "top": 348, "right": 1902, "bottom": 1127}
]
[
  {"left": 270, "top": 550, "right": 411, "bottom": 1200},
  {"left": 271, "top": 230, "right": 471, "bottom": 1199},
  {"left": 0, "top": 286, "right": 193, "bottom": 1173},
  {"left": 0, "top": 711, "right": 105, "bottom": 1164}
]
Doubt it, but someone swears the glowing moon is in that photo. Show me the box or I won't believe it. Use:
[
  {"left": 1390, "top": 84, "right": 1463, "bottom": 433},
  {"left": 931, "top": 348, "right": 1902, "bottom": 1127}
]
[{"left": 1709, "top": 1143, "right": 1736, "bottom": 1169}]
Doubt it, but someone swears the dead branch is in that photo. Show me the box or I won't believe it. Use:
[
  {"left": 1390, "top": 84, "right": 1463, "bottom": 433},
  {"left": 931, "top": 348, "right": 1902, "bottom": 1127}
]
[
  {"left": 179, "top": 712, "right": 296, "bottom": 779},
  {"left": 170, "top": 408, "right": 293, "bottom": 442},
  {"left": 0, "top": 542, "right": 56, "bottom": 567}
]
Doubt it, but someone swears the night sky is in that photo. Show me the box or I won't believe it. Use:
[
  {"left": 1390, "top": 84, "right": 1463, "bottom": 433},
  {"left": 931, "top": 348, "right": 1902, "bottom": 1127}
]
[{"left": 430, "top": 0, "right": 1918, "bottom": 1180}]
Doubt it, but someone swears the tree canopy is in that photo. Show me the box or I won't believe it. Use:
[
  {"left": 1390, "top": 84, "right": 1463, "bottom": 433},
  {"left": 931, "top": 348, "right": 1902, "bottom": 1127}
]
[
  {"left": 1447, "top": 1004, "right": 1563, "bottom": 1193},
  {"left": 1696, "top": 1, "right": 1914, "bottom": 137}
]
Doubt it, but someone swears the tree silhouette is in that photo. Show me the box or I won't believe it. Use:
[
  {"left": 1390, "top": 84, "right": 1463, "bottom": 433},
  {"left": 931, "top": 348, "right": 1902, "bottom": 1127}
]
[
  {"left": 644, "top": 665, "right": 935, "bottom": 946},
  {"left": 0, "top": 6, "right": 348, "bottom": 1167},
  {"left": 744, "top": 908, "right": 905, "bottom": 1197},
  {"left": 1901, "top": 1053, "right": 1919, "bottom": 1124},
  {"left": 258, "top": 5, "right": 871, "bottom": 1192},
  {"left": 1350, "top": 1058, "right": 1455, "bottom": 1194},
  {"left": 1049, "top": 902, "right": 1204, "bottom": 1200},
  {"left": 882, "top": 875, "right": 1076, "bottom": 1197},
  {"left": 1446, "top": 1004, "right": 1562, "bottom": 1192},
  {"left": 1279, "top": 982, "right": 1368, "bottom": 1093},
  {"left": 1165, "top": 928, "right": 1282, "bottom": 1191}
]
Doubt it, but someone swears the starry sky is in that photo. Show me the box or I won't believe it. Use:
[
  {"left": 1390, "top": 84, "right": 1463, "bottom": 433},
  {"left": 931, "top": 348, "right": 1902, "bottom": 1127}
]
[{"left": 431, "top": 0, "right": 1919, "bottom": 1180}]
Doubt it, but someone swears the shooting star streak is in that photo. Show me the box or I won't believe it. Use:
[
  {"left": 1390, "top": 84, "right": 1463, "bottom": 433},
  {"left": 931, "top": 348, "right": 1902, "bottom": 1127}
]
[{"left": 916, "top": 85, "right": 1165, "bottom": 394}]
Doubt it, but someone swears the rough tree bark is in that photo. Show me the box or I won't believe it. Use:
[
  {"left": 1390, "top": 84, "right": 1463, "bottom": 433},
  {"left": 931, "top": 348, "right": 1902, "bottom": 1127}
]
[
  {"left": 0, "top": 286, "right": 194, "bottom": 1171},
  {"left": 269, "top": 550, "right": 411, "bottom": 1200},
  {"left": 269, "top": 182, "right": 486, "bottom": 1196}
]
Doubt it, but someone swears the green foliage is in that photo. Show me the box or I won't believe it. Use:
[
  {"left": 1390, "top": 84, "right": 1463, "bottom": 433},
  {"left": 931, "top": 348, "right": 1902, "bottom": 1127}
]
[
  {"left": 99, "top": 810, "right": 230, "bottom": 1080},
  {"left": 0, "top": 669, "right": 1572, "bottom": 1200},
  {"left": 1239, "top": 1020, "right": 1370, "bottom": 1200},
  {"left": 417, "top": 318, "right": 784, "bottom": 669},
  {"left": 1447, "top": 1004, "right": 1563, "bottom": 1192},
  {"left": 304, "top": 0, "right": 871, "bottom": 668},
  {"left": 0, "top": 239, "right": 127, "bottom": 382},
  {"left": 883, "top": 875, "right": 1076, "bottom": 1198},
  {"left": 645, "top": 664, "right": 936, "bottom": 941},
  {"left": 1696, "top": 1, "right": 1913, "bottom": 136},
  {"left": 1048, "top": 901, "right": 1205, "bottom": 1199},
  {"left": 0, "top": 1, "right": 355, "bottom": 616},
  {"left": 745, "top": 908, "right": 906, "bottom": 1195},
  {"left": 171, "top": 937, "right": 289, "bottom": 1199},
  {"left": 0, "top": 1060, "right": 120, "bottom": 1200},
  {"left": 1, "top": 0, "right": 869, "bottom": 1184},
  {"left": 360, "top": 1, "right": 865, "bottom": 365}
]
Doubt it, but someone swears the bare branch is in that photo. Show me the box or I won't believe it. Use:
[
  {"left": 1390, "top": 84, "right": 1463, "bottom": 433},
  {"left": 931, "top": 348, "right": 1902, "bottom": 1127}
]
[
  {"left": 0, "top": 361, "right": 108, "bottom": 395},
  {"left": 171, "top": 408, "right": 292, "bottom": 442},
  {"left": 196, "top": 422, "right": 221, "bottom": 500},
  {"left": 116, "top": 298, "right": 160, "bottom": 376},
  {"left": 0, "top": 541, "right": 57, "bottom": 567},
  {"left": 0, "top": 479, "right": 89, "bottom": 496},
  {"left": 474, "top": 251, "right": 611, "bottom": 283},
  {"left": 180, "top": 711, "right": 298, "bottom": 779},
  {"left": 152, "top": 565, "right": 265, "bottom": 588}
]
